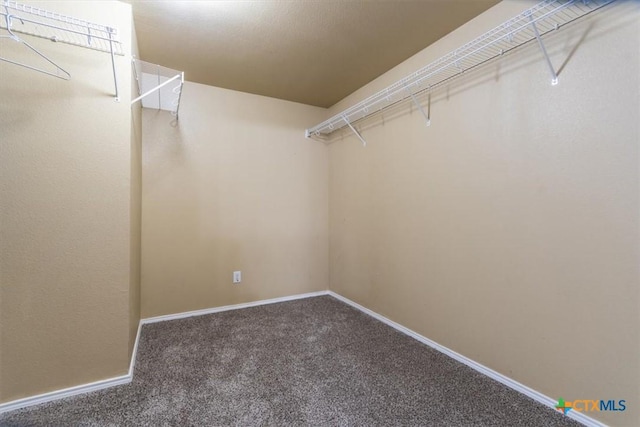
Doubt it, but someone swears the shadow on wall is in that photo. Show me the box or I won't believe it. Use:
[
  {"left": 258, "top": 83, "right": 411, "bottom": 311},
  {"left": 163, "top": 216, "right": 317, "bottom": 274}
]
[
  {"left": 0, "top": 64, "right": 115, "bottom": 130},
  {"left": 140, "top": 91, "right": 329, "bottom": 317},
  {"left": 141, "top": 109, "right": 187, "bottom": 194},
  {"left": 321, "top": 3, "right": 634, "bottom": 146},
  {"left": 141, "top": 107, "right": 234, "bottom": 299}
]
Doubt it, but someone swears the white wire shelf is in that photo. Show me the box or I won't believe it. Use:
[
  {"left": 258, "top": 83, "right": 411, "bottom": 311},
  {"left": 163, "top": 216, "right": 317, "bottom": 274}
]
[
  {"left": 1, "top": 0, "right": 124, "bottom": 99},
  {"left": 0, "top": 0, "right": 123, "bottom": 55},
  {"left": 305, "top": 0, "right": 615, "bottom": 140},
  {"left": 132, "top": 59, "right": 185, "bottom": 120}
]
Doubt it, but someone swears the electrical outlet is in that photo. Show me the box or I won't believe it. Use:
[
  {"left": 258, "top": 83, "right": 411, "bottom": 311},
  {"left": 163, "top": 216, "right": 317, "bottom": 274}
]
[{"left": 233, "top": 271, "right": 242, "bottom": 284}]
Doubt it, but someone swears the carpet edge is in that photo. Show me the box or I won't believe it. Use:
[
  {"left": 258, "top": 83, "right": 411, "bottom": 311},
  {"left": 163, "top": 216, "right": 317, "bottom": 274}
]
[{"left": 325, "top": 291, "right": 606, "bottom": 427}]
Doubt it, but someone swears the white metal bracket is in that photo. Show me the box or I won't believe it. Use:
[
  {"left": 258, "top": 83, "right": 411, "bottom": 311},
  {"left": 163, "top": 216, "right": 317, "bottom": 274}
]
[
  {"left": 405, "top": 84, "right": 431, "bottom": 126},
  {"left": 107, "top": 27, "right": 118, "bottom": 101},
  {"left": 528, "top": 12, "right": 558, "bottom": 85},
  {"left": 131, "top": 59, "right": 185, "bottom": 120},
  {"left": 304, "top": 0, "right": 616, "bottom": 139},
  {"left": 342, "top": 114, "right": 367, "bottom": 146},
  {"left": 131, "top": 73, "right": 182, "bottom": 105}
]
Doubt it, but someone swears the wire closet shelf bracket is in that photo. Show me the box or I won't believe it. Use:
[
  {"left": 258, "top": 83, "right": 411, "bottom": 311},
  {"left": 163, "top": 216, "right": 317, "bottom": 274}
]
[
  {"left": 305, "top": 0, "right": 615, "bottom": 145},
  {"left": 131, "top": 59, "right": 185, "bottom": 120},
  {"left": 0, "top": 0, "right": 124, "bottom": 99}
]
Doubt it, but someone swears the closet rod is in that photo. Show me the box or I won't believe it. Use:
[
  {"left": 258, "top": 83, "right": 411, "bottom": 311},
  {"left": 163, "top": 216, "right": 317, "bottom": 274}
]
[
  {"left": 131, "top": 73, "right": 182, "bottom": 105},
  {"left": 131, "top": 58, "right": 185, "bottom": 120},
  {"left": 305, "top": 0, "right": 615, "bottom": 140}
]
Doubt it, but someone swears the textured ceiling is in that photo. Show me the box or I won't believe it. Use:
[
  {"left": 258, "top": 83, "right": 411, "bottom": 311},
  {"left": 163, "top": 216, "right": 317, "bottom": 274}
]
[{"left": 127, "top": 0, "right": 500, "bottom": 108}]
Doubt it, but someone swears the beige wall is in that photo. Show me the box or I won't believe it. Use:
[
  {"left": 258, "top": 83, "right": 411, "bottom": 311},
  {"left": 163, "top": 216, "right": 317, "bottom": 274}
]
[
  {"left": 0, "top": 1, "right": 137, "bottom": 402},
  {"left": 1, "top": 1, "right": 637, "bottom": 424},
  {"left": 328, "top": 2, "right": 639, "bottom": 426},
  {"left": 141, "top": 82, "right": 328, "bottom": 318},
  {"left": 129, "top": 16, "right": 142, "bottom": 356}
]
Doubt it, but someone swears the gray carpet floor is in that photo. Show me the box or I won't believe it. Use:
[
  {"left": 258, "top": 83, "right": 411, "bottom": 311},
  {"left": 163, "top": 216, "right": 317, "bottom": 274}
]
[{"left": 0, "top": 296, "right": 579, "bottom": 426}]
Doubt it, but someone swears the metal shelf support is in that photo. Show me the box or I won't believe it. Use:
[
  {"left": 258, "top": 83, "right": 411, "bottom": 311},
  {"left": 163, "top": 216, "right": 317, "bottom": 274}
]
[
  {"left": 305, "top": 0, "right": 615, "bottom": 143},
  {"left": 107, "top": 28, "right": 119, "bottom": 100},
  {"left": 131, "top": 59, "right": 185, "bottom": 121},
  {"left": 343, "top": 115, "right": 367, "bottom": 147},
  {"left": 406, "top": 86, "right": 431, "bottom": 127},
  {"left": 528, "top": 12, "right": 559, "bottom": 85}
]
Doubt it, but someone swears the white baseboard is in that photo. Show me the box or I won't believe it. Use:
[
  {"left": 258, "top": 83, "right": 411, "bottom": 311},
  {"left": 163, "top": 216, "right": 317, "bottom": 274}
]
[
  {"left": 326, "top": 291, "right": 606, "bottom": 427},
  {"left": 140, "top": 290, "right": 330, "bottom": 324},
  {"left": 1, "top": 290, "right": 606, "bottom": 427},
  {"left": 129, "top": 320, "right": 143, "bottom": 377},
  {"left": 0, "top": 316, "right": 145, "bottom": 415},
  {"left": 0, "top": 374, "right": 131, "bottom": 415},
  {"left": 0, "top": 291, "right": 328, "bottom": 415}
]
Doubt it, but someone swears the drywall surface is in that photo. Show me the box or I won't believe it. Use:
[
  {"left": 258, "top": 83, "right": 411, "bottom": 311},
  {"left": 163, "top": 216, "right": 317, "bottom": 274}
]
[
  {"left": 327, "top": 2, "right": 639, "bottom": 426},
  {"left": 129, "top": 16, "right": 142, "bottom": 356},
  {"left": 0, "top": 1, "right": 135, "bottom": 402},
  {"left": 141, "top": 82, "right": 328, "bottom": 318}
]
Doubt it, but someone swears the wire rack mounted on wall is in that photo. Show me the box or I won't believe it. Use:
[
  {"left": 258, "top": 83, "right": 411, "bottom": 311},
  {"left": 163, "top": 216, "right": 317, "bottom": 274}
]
[
  {"left": 132, "top": 59, "right": 185, "bottom": 121},
  {"left": 0, "top": 0, "right": 123, "bottom": 98},
  {"left": 305, "top": 0, "right": 616, "bottom": 146}
]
